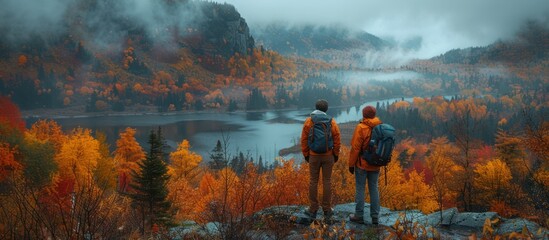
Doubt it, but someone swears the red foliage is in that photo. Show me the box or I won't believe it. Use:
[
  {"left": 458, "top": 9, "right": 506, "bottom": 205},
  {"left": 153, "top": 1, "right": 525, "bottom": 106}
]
[
  {"left": 40, "top": 176, "right": 75, "bottom": 213},
  {"left": 0, "top": 96, "right": 26, "bottom": 132},
  {"left": 473, "top": 145, "right": 495, "bottom": 164},
  {"left": 403, "top": 160, "right": 434, "bottom": 184}
]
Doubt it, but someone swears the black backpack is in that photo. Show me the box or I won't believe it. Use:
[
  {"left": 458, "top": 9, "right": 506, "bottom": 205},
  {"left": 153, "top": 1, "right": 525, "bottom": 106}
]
[
  {"left": 307, "top": 114, "right": 334, "bottom": 153},
  {"left": 362, "top": 123, "right": 396, "bottom": 166}
]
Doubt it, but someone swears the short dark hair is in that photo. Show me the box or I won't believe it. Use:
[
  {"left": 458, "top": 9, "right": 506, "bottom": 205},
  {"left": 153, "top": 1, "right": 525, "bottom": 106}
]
[{"left": 315, "top": 99, "right": 328, "bottom": 112}]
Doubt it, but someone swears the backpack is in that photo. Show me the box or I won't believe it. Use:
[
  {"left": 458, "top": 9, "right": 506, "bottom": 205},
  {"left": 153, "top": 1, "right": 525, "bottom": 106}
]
[
  {"left": 307, "top": 114, "right": 334, "bottom": 153},
  {"left": 362, "top": 123, "right": 395, "bottom": 166}
]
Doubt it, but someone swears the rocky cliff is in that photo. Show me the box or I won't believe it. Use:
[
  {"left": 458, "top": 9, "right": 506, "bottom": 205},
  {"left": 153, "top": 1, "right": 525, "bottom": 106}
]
[
  {"left": 195, "top": 2, "right": 255, "bottom": 57},
  {"left": 170, "top": 203, "right": 548, "bottom": 239}
]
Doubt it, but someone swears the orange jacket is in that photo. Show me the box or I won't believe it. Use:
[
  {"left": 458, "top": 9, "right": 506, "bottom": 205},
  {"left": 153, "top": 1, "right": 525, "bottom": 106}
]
[
  {"left": 301, "top": 111, "right": 341, "bottom": 157},
  {"left": 348, "top": 117, "right": 382, "bottom": 171}
]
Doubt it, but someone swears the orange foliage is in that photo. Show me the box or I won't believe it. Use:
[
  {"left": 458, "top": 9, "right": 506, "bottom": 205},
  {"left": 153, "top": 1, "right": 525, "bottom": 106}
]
[
  {"left": 18, "top": 55, "right": 27, "bottom": 67},
  {"left": 269, "top": 159, "right": 309, "bottom": 206},
  {"left": 0, "top": 143, "right": 22, "bottom": 181},
  {"left": 28, "top": 119, "right": 66, "bottom": 151},
  {"left": 331, "top": 145, "right": 354, "bottom": 203},
  {"left": 113, "top": 127, "right": 145, "bottom": 192}
]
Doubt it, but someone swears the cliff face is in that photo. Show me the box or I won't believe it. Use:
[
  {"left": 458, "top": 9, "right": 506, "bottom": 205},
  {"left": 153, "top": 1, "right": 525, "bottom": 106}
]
[{"left": 198, "top": 2, "right": 255, "bottom": 57}]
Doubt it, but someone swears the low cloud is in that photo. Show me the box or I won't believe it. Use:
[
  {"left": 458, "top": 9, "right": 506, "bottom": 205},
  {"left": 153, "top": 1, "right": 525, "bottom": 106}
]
[
  {"left": 223, "top": 0, "right": 549, "bottom": 57},
  {"left": 0, "top": 0, "right": 203, "bottom": 48}
]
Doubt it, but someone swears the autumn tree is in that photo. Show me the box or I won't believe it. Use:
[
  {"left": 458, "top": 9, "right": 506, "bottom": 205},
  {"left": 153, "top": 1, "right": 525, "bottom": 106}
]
[
  {"left": 0, "top": 96, "right": 25, "bottom": 132},
  {"left": 379, "top": 150, "right": 406, "bottom": 210},
  {"left": 55, "top": 128, "right": 100, "bottom": 183},
  {"left": 520, "top": 109, "right": 549, "bottom": 216},
  {"left": 426, "top": 137, "right": 459, "bottom": 221},
  {"left": 401, "top": 170, "right": 437, "bottom": 213},
  {"left": 331, "top": 146, "right": 355, "bottom": 203},
  {"left": 495, "top": 130, "right": 528, "bottom": 180},
  {"left": 130, "top": 128, "right": 172, "bottom": 234},
  {"left": 269, "top": 159, "right": 309, "bottom": 206},
  {"left": 0, "top": 143, "right": 21, "bottom": 182},
  {"left": 94, "top": 131, "right": 117, "bottom": 190},
  {"left": 445, "top": 97, "right": 487, "bottom": 211},
  {"left": 18, "top": 54, "right": 27, "bottom": 67},
  {"left": 473, "top": 159, "right": 512, "bottom": 207},
  {"left": 169, "top": 139, "right": 202, "bottom": 181},
  {"left": 113, "top": 127, "right": 145, "bottom": 192},
  {"left": 19, "top": 133, "right": 57, "bottom": 187},
  {"left": 167, "top": 139, "right": 203, "bottom": 221},
  {"left": 28, "top": 119, "right": 66, "bottom": 151}
]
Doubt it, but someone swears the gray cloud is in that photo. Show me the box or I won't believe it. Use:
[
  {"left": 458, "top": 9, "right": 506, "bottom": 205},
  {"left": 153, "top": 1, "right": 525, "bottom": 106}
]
[
  {"left": 0, "top": 0, "right": 72, "bottom": 42},
  {"left": 222, "top": 0, "right": 549, "bottom": 57},
  {"left": 2, "top": 0, "right": 547, "bottom": 59},
  {"left": 0, "top": 0, "right": 202, "bottom": 49}
]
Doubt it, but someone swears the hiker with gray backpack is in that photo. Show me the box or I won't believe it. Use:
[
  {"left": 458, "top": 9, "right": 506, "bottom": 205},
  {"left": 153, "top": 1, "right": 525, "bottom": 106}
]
[
  {"left": 348, "top": 106, "right": 395, "bottom": 225},
  {"left": 300, "top": 99, "right": 341, "bottom": 222}
]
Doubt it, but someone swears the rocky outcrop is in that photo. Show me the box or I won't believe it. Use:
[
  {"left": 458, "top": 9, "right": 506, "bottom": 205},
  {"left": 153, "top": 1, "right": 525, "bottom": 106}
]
[
  {"left": 170, "top": 203, "right": 548, "bottom": 239},
  {"left": 198, "top": 2, "right": 255, "bottom": 57}
]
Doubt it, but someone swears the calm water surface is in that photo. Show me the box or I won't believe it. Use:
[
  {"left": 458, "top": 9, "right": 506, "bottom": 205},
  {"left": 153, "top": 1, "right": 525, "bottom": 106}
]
[{"left": 28, "top": 98, "right": 407, "bottom": 162}]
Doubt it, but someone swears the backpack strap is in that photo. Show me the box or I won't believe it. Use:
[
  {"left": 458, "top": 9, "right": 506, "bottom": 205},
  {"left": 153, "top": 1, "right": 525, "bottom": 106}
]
[{"left": 384, "top": 166, "right": 388, "bottom": 186}]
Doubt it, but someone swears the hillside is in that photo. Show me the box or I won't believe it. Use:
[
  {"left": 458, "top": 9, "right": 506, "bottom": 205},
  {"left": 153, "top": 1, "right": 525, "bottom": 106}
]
[
  {"left": 0, "top": 0, "right": 302, "bottom": 112},
  {"left": 253, "top": 24, "right": 389, "bottom": 66}
]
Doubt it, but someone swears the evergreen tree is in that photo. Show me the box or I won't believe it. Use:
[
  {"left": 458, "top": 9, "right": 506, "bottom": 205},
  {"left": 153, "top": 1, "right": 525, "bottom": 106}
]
[
  {"left": 209, "top": 139, "right": 226, "bottom": 170},
  {"left": 130, "top": 128, "right": 172, "bottom": 234},
  {"left": 227, "top": 99, "right": 238, "bottom": 112}
]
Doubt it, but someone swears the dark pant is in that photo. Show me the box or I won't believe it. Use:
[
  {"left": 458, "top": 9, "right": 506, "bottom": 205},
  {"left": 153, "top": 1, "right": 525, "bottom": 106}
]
[
  {"left": 355, "top": 168, "right": 380, "bottom": 220},
  {"left": 308, "top": 155, "right": 334, "bottom": 213}
]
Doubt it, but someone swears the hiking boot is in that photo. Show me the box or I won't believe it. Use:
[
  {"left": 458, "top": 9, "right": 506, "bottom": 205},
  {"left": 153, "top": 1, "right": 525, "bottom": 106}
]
[
  {"left": 372, "top": 218, "right": 379, "bottom": 225},
  {"left": 303, "top": 210, "right": 317, "bottom": 220},
  {"left": 324, "top": 211, "right": 334, "bottom": 223},
  {"left": 349, "top": 214, "right": 364, "bottom": 224}
]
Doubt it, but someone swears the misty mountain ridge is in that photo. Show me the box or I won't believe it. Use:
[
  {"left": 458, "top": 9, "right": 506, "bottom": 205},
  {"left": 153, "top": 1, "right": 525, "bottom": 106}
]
[
  {"left": 432, "top": 21, "right": 549, "bottom": 65},
  {"left": 251, "top": 23, "right": 391, "bottom": 66},
  {"left": 0, "top": 0, "right": 547, "bottom": 112},
  {"left": 0, "top": 0, "right": 264, "bottom": 111}
]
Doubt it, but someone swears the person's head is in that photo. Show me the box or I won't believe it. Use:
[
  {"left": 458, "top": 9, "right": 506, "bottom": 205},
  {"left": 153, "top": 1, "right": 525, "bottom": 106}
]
[
  {"left": 362, "top": 106, "right": 376, "bottom": 119},
  {"left": 315, "top": 99, "right": 329, "bottom": 112}
]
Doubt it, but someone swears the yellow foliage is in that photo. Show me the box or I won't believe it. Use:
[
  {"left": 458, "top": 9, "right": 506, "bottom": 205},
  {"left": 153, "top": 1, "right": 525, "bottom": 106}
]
[
  {"left": 474, "top": 159, "right": 512, "bottom": 203},
  {"left": 169, "top": 139, "right": 202, "bottom": 182},
  {"left": 402, "top": 171, "right": 437, "bottom": 213},
  {"left": 55, "top": 128, "right": 100, "bottom": 183}
]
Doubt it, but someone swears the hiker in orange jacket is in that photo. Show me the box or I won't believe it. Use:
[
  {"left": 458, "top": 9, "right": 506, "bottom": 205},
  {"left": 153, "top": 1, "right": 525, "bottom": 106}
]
[
  {"left": 348, "top": 105, "right": 382, "bottom": 225},
  {"left": 301, "top": 99, "right": 341, "bottom": 221}
]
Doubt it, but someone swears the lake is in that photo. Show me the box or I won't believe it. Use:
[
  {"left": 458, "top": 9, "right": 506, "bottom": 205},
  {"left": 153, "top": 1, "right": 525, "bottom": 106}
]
[{"left": 27, "top": 98, "right": 405, "bottom": 163}]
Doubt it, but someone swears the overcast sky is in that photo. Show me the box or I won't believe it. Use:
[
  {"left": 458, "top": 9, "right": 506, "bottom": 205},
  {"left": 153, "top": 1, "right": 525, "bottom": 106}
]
[{"left": 222, "top": 0, "right": 549, "bottom": 58}]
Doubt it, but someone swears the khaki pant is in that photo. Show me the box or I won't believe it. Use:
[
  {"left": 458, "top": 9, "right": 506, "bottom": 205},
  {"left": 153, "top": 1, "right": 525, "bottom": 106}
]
[{"left": 308, "top": 155, "right": 334, "bottom": 213}]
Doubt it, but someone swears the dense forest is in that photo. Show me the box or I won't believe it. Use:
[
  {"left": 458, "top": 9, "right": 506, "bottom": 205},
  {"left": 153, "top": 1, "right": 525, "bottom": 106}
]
[
  {"left": 0, "top": 65, "right": 547, "bottom": 237},
  {"left": 0, "top": 0, "right": 548, "bottom": 238}
]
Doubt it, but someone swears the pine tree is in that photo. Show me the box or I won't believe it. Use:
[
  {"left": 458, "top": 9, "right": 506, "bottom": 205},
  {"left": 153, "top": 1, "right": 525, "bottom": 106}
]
[
  {"left": 209, "top": 139, "right": 226, "bottom": 170},
  {"left": 130, "top": 128, "right": 172, "bottom": 234}
]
